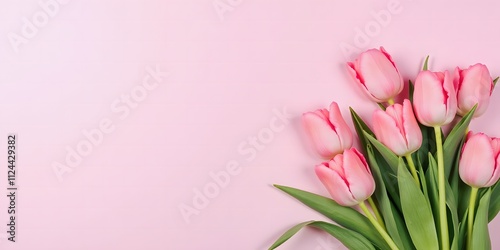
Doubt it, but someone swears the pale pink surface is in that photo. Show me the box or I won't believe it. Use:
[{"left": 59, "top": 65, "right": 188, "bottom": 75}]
[{"left": 0, "top": 1, "right": 500, "bottom": 250}]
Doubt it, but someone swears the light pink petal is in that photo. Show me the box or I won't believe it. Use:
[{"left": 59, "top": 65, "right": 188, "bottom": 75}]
[
  {"left": 453, "top": 67, "right": 462, "bottom": 91},
  {"left": 380, "top": 47, "right": 405, "bottom": 94},
  {"left": 303, "top": 113, "right": 342, "bottom": 158},
  {"left": 313, "top": 109, "right": 329, "bottom": 120},
  {"left": 342, "top": 149, "right": 375, "bottom": 202},
  {"left": 491, "top": 138, "right": 500, "bottom": 156},
  {"left": 457, "top": 64, "right": 492, "bottom": 117},
  {"left": 413, "top": 71, "right": 448, "bottom": 126},
  {"left": 347, "top": 62, "right": 384, "bottom": 102},
  {"left": 328, "top": 102, "right": 353, "bottom": 150},
  {"left": 373, "top": 109, "right": 409, "bottom": 156},
  {"left": 486, "top": 138, "right": 500, "bottom": 186},
  {"left": 459, "top": 133, "right": 496, "bottom": 187},
  {"left": 443, "top": 71, "right": 458, "bottom": 124},
  {"left": 402, "top": 99, "right": 423, "bottom": 153},
  {"left": 315, "top": 164, "right": 358, "bottom": 206},
  {"left": 385, "top": 103, "right": 406, "bottom": 140},
  {"left": 358, "top": 49, "right": 403, "bottom": 101}
]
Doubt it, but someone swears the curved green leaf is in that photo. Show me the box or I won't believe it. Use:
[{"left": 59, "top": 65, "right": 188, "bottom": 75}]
[
  {"left": 268, "top": 220, "right": 375, "bottom": 250},
  {"left": 364, "top": 131, "right": 399, "bottom": 173},
  {"left": 349, "top": 107, "right": 375, "bottom": 152},
  {"left": 488, "top": 182, "right": 500, "bottom": 222},
  {"left": 472, "top": 189, "right": 492, "bottom": 250},
  {"left": 311, "top": 221, "right": 376, "bottom": 250},
  {"left": 398, "top": 159, "right": 439, "bottom": 250},
  {"left": 423, "top": 56, "right": 430, "bottom": 71},
  {"left": 273, "top": 185, "right": 390, "bottom": 249},
  {"left": 268, "top": 221, "right": 314, "bottom": 249},
  {"left": 443, "top": 106, "right": 476, "bottom": 178},
  {"left": 366, "top": 145, "right": 411, "bottom": 249}
]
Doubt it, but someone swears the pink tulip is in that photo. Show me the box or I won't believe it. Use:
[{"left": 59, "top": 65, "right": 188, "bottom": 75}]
[
  {"left": 413, "top": 70, "right": 457, "bottom": 127},
  {"left": 454, "top": 63, "right": 494, "bottom": 117},
  {"left": 459, "top": 132, "right": 500, "bottom": 188},
  {"left": 372, "top": 99, "right": 422, "bottom": 156},
  {"left": 315, "top": 148, "right": 375, "bottom": 206},
  {"left": 347, "top": 47, "right": 404, "bottom": 102},
  {"left": 303, "top": 102, "right": 353, "bottom": 158}
]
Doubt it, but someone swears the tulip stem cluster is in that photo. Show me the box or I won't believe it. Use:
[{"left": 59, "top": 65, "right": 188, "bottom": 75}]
[
  {"left": 367, "top": 197, "right": 385, "bottom": 229},
  {"left": 359, "top": 201, "right": 399, "bottom": 250},
  {"left": 404, "top": 155, "right": 420, "bottom": 187},
  {"left": 467, "top": 187, "right": 479, "bottom": 250},
  {"left": 434, "top": 126, "right": 449, "bottom": 250}
]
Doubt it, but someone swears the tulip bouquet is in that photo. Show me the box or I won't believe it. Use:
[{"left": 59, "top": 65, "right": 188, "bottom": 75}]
[{"left": 269, "top": 47, "right": 500, "bottom": 250}]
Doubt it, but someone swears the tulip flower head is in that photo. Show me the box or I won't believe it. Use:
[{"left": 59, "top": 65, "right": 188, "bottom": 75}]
[
  {"left": 413, "top": 70, "right": 457, "bottom": 127},
  {"left": 315, "top": 148, "right": 376, "bottom": 206},
  {"left": 459, "top": 132, "right": 500, "bottom": 188},
  {"left": 454, "top": 63, "right": 494, "bottom": 117},
  {"left": 302, "top": 102, "right": 353, "bottom": 158},
  {"left": 373, "top": 99, "right": 422, "bottom": 156},
  {"left": 347, "top": 47, "right": 404, "bottom": 103}
]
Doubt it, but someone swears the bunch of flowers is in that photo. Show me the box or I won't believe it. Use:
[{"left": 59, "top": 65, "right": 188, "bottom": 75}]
[{"left": 269, "top": 47, "right": 500, "bottom": 250}]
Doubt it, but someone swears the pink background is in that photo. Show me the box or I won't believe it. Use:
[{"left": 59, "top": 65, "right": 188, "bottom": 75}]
[{"left": 1, "top": 0, "right": 500, "bottom": 249}]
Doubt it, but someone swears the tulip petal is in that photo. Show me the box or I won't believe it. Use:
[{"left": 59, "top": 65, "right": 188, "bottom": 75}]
[
  {"left": 343, "top": 149, "right": 375, "bottom": 202},
  {"left": 414, "top": 71, "right": 448, "bottom": 126},
  {"left": 460, "top": 133, "right": 496, "bottom": 187},
  {"left": 303, "top": 112, "right": 342, "bottom": 158},
  {"left": 373, "top": 109, "right": 409, "bottom": 156},
  {"left": 328, "top": 102, "right": 353, "bottom": 150},
  {"left": 486, "top": 138, "right": 500, "bottom": 187},
  {"left": 457, "top": 64, "right": 493, "bottom": 117},
  {"left": 402, "top": 99, "right": 423, "bottom": 153},
  {"left": 443, "top": 71, "right": 458, "bottom": 124},
  {"left": 347, "top": 62, "right": 384, "bottom": 102},
  {"left": 358, "top": 49, "right": 403, "bottom": 101},
  {"left": 380, "top": 46, "right": 405, "bottom": 95},
  {"left": 315, "top": 164, "right": 358, "bottom": 206}
]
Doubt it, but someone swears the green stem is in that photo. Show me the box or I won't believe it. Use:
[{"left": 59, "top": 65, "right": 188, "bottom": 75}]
[
  {"left": 367, "top": 197, "right": 385, "bottom": 230},
  {"left": 387, "top": 99, "right": 395, "bottom": 105},
  {"left": 434, "top": 126, "right": 449, "bottom": 250},
  {"left": 404, "top": 154, "right": 420, "bottom": 188},
  {"left": 359, "top": 201, "right": 399, "bottom": 250},
  {"left": 467, "top": 187, "right": 479, "bottom": 250}
]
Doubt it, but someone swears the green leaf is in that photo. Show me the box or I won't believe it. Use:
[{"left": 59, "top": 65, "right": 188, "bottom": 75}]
[
  {"left": 364, "top": 131, "right": 399, "bottom": 173},
  {"left": 377, "top": 103, "right": 386, "bottom": 110},
  {"left": 273, "top": 185, "right": 390, "bottom": 249},
  {"left": 366, "top": 145, "right": 411, "bottom": 249},
  {"left": 472, "top": 189, "right": 492, "bottom": 250},
  {"left": 409, "top": 80, "right": 415, "bottom": 103},
  {"left": 268, "top": 221, "right": 314, "bottom": 249},
  {"left": 443, "top": 105, "right": 476, "bottom": 178},
  {"left": 489, "top": 182, "right": 500, "bottom": 221},
  {"left": 456, "top": 209, "right": 468, "bottom": 250},
  {"left": 417, "top": 155, "right": 429, "bottom": 200},
  {"left": 426, "top": 154, "right": 439, "bottom": 213},
  {"left": 423, "top": 56, "right": 430, "bottom": 71},
  {"left": 445, "top": 180, "right": 459, "bottom": 250},
  {"left": 349, "top": 107, "right": 375, "bottom": 152},
  {"left": 268, "top": 221, "right": 376, "bottom": 250},
  {"left": 311, "top": 221, "right": 376, "bottom": 250},
  {"left": 398, "top": 158, "right": 439, "bottom": 250},
  {"left": 493, "top": 76, "right": 499, "bottom": 86},
  {"left": 416, "top": 125, "right": 433, "bottom": 172}
]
